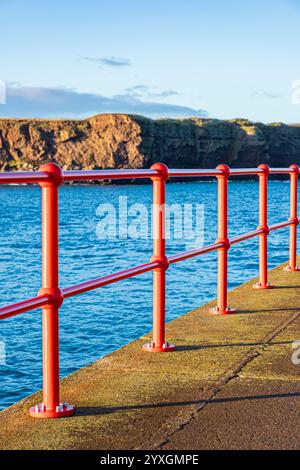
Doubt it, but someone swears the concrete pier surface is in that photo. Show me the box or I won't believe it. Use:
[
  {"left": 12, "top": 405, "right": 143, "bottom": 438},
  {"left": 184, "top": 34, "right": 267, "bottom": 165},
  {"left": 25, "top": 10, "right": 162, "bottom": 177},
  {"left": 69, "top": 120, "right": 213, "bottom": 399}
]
[{"left": 0, "top": 260, "right": 299, "bottom": 450}]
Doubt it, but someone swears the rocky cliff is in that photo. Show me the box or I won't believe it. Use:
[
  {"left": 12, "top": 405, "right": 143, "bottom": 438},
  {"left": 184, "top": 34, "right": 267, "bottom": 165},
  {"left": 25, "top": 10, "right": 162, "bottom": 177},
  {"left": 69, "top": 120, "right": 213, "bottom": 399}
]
[{"left": 0, "top": 114, "right": 300, "bottom": 173}]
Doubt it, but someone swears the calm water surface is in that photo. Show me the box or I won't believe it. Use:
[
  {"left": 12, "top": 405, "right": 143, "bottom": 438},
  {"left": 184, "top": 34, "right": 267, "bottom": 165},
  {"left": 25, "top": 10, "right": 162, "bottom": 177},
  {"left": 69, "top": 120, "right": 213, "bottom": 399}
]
[{"left": 0, "top": 180, "right": 292, "bottom": 410}]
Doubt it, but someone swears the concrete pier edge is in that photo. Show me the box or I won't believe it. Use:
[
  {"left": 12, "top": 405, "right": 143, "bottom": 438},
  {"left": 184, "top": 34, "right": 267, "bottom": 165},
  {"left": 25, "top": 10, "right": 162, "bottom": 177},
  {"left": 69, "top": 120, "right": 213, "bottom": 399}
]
[{"left": 0, "top": 259, "right": 299, "bottom": 450}]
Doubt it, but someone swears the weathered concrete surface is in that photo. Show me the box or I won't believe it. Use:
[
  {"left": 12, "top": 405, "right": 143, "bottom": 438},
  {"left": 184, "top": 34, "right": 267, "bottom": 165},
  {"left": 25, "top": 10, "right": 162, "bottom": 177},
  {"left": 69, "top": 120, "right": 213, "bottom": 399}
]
[{"left": 0, "top": 260, "right": 299, "bottom": 450}]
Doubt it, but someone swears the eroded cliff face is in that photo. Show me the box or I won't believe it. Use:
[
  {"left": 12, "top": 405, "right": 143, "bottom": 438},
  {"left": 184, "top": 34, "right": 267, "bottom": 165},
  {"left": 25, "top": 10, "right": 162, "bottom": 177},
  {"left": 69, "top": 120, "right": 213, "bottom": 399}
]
[{"left": 0, "top": 114, "right": 299, "bottom": 172}]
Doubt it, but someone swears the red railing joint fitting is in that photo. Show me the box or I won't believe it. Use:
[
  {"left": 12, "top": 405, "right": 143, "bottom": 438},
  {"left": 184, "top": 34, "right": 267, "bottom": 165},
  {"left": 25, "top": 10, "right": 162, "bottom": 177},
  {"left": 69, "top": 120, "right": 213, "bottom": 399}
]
[
  {"left": 38, "top": 163, "right": 63, "bottom": 187},
  {"left": 216, "top": 164, "right": 230, "bottom": 178},
  {"left": 289, "top": 216, "right": 299, "bottom": 226},
  {"left": 38, "top": 287, "right": 64, "bottom": 309},
  {"left": 289, "top": 164, "right": 300, "bottom": 175},
  {"left": 257, "top": 225, "right": 270, "bottom": 236},
  {"left": 257, "top": 163, "right": 270, "bottom": 176},
  {"left": 150, "top": 162, "right": 169, "bottom": 182},
  {"left": 150, "top": 255, "right": 169, "bottom": 271},
  {"left": 215, "top": 237, "right": 231, "bottom": 250}
]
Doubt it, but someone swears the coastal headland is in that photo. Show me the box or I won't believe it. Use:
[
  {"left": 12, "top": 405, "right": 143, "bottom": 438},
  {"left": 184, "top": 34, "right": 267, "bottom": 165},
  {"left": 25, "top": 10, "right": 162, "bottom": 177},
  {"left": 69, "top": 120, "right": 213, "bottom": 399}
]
[{"left": 1, "top": 114, "right": 300, "bottom": 175}]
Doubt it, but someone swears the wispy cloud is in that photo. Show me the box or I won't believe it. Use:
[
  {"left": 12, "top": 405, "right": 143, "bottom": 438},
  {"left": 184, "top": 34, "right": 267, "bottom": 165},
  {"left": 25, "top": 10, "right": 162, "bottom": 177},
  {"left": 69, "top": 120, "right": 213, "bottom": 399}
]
[
  {"left": 250, "top": 91, "right": 282, "bottom": 99},
  {"left": 0, "top": 84, "right": 208, "bottom": 119},
  {"left": 125, "top": 84, "right": 179, "bottom": 99},
  {"left": 81, "top": 56, "right": 131, "bottom": 67}
]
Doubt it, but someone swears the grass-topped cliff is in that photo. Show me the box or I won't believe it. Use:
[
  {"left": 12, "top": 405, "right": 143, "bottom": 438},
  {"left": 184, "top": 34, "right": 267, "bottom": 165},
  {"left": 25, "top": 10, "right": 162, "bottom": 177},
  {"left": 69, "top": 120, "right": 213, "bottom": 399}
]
[{"left": 0, "top": 114, "right": 300, "bottom": 172}]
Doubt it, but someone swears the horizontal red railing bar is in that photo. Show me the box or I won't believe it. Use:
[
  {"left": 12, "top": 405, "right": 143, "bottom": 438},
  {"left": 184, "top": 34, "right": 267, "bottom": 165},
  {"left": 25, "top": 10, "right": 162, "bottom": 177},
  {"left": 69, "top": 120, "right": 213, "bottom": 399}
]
[
  {"left": 62, "top": 169, "right": 158, "bottom": 181},
  {"left": 230, "top": 228, "right": 264, "bottom": 245},
  {"left": 63, "top": 167, "right": 297, "bottom": 181},
  {"left": 62, "top": 260, "right": 161, "bottom": 299},
  {"left": 0, "top": 294, "right": 52, "bottom": 320},
  {"left": 0, "top": 167, "right": 296, "bottom": 184},
  {"left": 0, "top": 171, "right": 50, "bottom": 184},
  {"left": 168, "top": 241, "right": 224, "bottom": 264},
  {"left": 229, "top": 168, "right": 263, "bottom": 176},
  {"left": 167, "top": 169, "right": 223, "bottom": 177},
  {"left": 0, "top": 216, "right": 292, "bottom": 320},
  {"left": 269, "top": 168, "right": 293, "bottom": 175},
  {"left": 269, "top": 220, "right": 293, "bottom": 232}
]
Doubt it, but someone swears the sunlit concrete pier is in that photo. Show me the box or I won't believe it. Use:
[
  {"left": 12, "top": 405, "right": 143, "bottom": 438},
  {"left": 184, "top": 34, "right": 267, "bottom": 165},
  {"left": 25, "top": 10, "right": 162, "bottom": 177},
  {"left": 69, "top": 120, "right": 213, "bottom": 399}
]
[{"left": 0, "top": 260, "right": 299, "bottom": 450}]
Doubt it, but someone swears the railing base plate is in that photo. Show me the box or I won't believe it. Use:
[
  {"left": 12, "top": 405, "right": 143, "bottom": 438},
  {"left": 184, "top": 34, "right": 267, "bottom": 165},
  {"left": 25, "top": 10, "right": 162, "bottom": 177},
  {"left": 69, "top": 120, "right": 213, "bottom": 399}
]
[
  {"left": 253, "top": 282, "right": 274, "bottom": 289},
  {"left": 209, "top": 306, "right": 236, "bottom": 315},
  {"left": 283, "top": 265, "right": 300, "bottom": 272},
  {"left": 29, "top": 403, "right": 75, "bottom": 419},
  {"left": 142, "top": 342, "right": 175, "bottom": 353}
]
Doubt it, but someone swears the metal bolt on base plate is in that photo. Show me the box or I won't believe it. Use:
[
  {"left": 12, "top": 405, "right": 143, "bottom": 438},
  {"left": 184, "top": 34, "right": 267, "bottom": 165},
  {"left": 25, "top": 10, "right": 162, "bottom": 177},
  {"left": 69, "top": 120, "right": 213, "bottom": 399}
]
[
  {"left": 253, "top": 282, "right": 274, "bottom": 289},
  {"left": 209, "top": 306, "right": 236, "bottom": 315}
]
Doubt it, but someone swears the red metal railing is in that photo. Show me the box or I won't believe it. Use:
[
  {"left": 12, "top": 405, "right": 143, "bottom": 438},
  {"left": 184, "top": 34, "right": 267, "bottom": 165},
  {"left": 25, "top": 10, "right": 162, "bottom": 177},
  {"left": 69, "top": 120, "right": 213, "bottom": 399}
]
[{"left": 0, "top": 162, "right": 299, "bottom": 418}]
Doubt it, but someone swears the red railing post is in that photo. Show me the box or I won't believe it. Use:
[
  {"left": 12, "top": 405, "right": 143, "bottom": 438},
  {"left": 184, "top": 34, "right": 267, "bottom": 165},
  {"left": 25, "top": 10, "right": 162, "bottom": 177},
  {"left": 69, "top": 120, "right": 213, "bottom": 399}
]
[
  {"left": 254, "top": 164, "right": 274, "bottom": 289},
  {"left": 210, "top": 164, "right": 235, "bottom": 314},
  {"left": 30, "top": 163, "right": 74, "bottom": 418},
  {"left": 284, "top": 164, "right": 300, "bottom": 272},
  {"left": 143, "top": 163, "right": 175, "bottom": 352}
]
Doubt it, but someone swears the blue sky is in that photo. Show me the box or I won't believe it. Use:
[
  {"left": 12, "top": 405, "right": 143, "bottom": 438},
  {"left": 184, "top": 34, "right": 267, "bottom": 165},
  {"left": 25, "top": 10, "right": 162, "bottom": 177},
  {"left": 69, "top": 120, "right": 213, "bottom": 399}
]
[{"left": 1, "top": 0, "right": 300, "bottom": 122}]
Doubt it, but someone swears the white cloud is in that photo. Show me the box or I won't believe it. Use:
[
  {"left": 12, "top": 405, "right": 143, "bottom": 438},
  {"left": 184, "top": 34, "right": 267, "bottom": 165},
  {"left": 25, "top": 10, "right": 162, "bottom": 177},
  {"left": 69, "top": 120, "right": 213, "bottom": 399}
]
[
  {"left": 80, "top": 56, "right": 131, "bottom": 67},
  {"left": 0, "top": 84, "right": 208, "bottom": 119}
]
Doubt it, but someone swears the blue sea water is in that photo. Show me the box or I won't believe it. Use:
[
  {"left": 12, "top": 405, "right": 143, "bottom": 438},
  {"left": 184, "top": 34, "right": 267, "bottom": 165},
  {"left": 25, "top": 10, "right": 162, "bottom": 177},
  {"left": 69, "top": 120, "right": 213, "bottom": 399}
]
[{"left": 0, "top": 180, "right": 292, "bottom": 410}]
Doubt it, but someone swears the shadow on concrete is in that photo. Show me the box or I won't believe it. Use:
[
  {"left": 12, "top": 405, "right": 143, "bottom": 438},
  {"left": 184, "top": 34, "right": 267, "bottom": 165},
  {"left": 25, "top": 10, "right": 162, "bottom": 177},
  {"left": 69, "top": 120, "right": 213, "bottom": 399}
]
[
  {"left": 175, "top": 340, "right": 294, "bottom": 352},
  {"left": 273, "top": 285, "right": 300, "bottom": 289},
  {"left": 75, "top": 392, "right": 300, "bottom": 417},
  {"left": 233, "top": 307, "right": 300, "bottom": 315}
]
